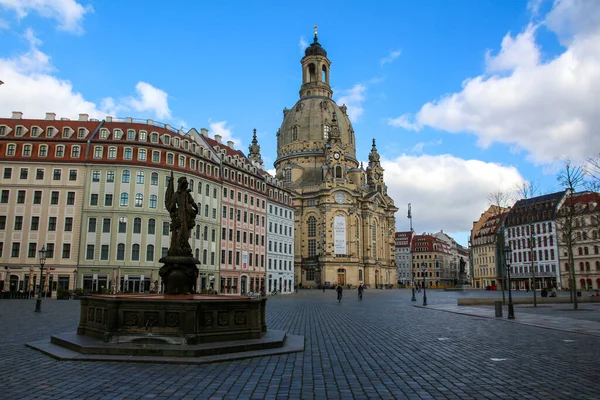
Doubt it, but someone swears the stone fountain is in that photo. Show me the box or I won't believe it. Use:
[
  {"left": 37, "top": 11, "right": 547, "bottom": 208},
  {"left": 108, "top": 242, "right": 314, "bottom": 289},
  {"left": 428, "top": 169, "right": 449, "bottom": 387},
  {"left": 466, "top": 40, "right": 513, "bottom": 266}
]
[{"left": 27, "top": 173, "right": 304, "bottom": 364}]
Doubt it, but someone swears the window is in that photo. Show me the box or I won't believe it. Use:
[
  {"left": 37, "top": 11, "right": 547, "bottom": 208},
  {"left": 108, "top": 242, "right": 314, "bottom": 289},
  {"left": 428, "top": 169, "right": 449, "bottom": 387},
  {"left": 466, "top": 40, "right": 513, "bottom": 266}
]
[
  {"left": 39, "top": 145, "right": 48, "bottom": 157},
  {"left": 50, "top": 191, "right": 59, "bottom": 205},
  {"left": 14, "top": 216, "right": 23, "bottom": 230},
  {"left": 53, "top": 169, "right": 62, "bottom": 180},
  {"left": 19, "top": 168, "right": 28, "bottom": 179},
  {"left": 139, "top": 131, "right": 147, "bottom": 141},
  {"left": 146, "top": 245, "right": 154, "bottom": 262},
  {"left": 90, "top": 193, "right": 98, "bottom": 206},
  {"left": 179, "top": 156, "right": 185, "bottom": 167},
  {"left": 102, "top": 218, "right": 111, "bottom": 233},
  {"left": 127, "top": 129, "right": 135, "bottom": 140},
  {"left": 152, "top": 151, "right": 160, "bottom": 162},
  {"left": 62, "top": 244, "right": 71, "bottom": 258},
  {"left": 88, "top": 218, "right": 97, "bottom": 232},
  {"left": 151, "top": 132, "right": 159, "bottom": 143},
  {"left": 122, "top": 170, "right": 130, "bottom": 183},
  {"left": 22, "top": 144, "right": 32, "bottom": 156},
  {"left": 71, "top": 146, "right": 81, "bottom": 158},
  {"left": 149, "top": 195, "right": 157, "bottom": 209},
  {"left": 135, "top": 193, "right": 143, "bottom": 207},
  {"left": 28, "top": 243, "right": 37, "bottom": 258},
  {"left": 86, "top": 245, "right": 94, "bottom": 260},
  {"left": 167, "top": 154, "right": 174, "bottom": 164},
  {"left": 162, "top": 221, "right": 170, "bottom": 236},
  {"left": 124, "top": 148, "right": 133, "bottom": 159},
  {"left": 62, "top": 191, "right": 75, "bottom": 206},
  {"left": 100, "top": 129, "right": 109, "bottom": 139},
  {"left": 64, "top": 217, "right": 73, "bottom": 231},
  {"left": 30, "top": 216, "right": 39, "bottom": 231},
  {"left": 117, "top": 244, "right": 125, "bottom": 261},
  {"left": 11, "top": 242, "right": 20, "bottom": 257},
  {"left": 104, "top": 171, "right": 114, "bottom": 183},
  {"left": 120, "top": 193, "right": 129, "bottom": 206},
  {"left": 6, "top": 144, "right": 16, "bottom": 156},
  {"left": 108, "top": 147, "right": 117, "bottom": 159},
  {"left": 132, "top": 244, "right": 140, "bottom": 261},
  {"left": 133, "top": 217, "right": 142, "bottom": 234},
  {"left": 45, "top": 243, "right": 54, "bottom": 258},
  {"left": 93, "top": 146, "right": 103, "bottom": 158},
  {"left": 36, "top": 169, "right": 44, "bottom": 180},
  {"left": 0, "top": 190, "right": 8, "bottom": 203},
  {"left": 69, "top": 169, "right": 77, "bottom": 181},
  {"left": 136, "top": 171, "right": 145, "bottom": 184},
  {"left": 323, "top": 124, "right": 330, "bottom": 140},
  {"left": 118, "top": 217, "right": 127, "bottom": 233},
  {"left": 104, "top": 194, "right": 113, "bottom": 206},
  {"left": 17, "top": 190, "right": 25, "bottom": 204},
  {"left": 151, "top": 172, "right": 158, "bottom": 185},
  {"left": 148, "top": 219, "right": 155, "bottom": 235},
  {"left": 48, "top": 217, "right": 57, "bottom": 231}
]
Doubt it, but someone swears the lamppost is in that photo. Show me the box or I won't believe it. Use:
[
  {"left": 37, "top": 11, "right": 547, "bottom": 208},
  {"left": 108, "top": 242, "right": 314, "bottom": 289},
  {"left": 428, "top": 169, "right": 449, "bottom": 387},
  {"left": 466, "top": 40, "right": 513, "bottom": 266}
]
[
  {"left": 422, "top": 262, "right": 428, "bottom": 306},
  {"left": 34, "top": 246, "right": 47, "bottom": 312},
  {"left": 504, "top": 244, "right": 515, "bottom": 320},
  {"left": 72, "top": 269, "right": 77, "bottom": 291},
  {"left": 408, "top": 203, "right": 416, "bottom": 302}
]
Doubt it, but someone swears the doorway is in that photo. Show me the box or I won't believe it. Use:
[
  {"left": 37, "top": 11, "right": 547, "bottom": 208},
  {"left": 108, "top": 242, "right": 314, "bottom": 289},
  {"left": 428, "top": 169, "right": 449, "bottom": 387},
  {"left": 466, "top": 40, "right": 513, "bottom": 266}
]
[
  {"left": 241, "top": 275, "right": 247, "bottom": 295},
  {"left": 337, "top": 268, "right": 346, "bottom": 286}
]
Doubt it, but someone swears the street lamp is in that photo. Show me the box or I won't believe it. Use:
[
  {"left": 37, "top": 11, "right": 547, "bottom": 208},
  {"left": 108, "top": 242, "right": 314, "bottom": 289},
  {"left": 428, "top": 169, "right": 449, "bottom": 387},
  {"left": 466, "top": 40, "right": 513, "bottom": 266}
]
[
  {"left": 73, "top": 269, "right": 77, "bottom": 290},
  {"left": 421, "top": 262, "right": 428, "bottom": 306},
  {"left": 34, "top": 246, "right": 47, "bottom": 312},
  {"left": 504, "top": 244, "right": 515, "bottom": 320}
]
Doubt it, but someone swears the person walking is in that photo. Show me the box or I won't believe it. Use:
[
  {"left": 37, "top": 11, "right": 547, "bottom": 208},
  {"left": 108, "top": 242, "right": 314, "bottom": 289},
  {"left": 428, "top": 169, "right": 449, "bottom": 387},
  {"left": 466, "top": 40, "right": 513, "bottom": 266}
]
[
  {"left": 336, "top": 285, "right": 343, "bottom": 303},
  {"left": 323, "top": 285, "right": 326, "bottom": 293},
  {"left": 358, "top": 283, "right": 364, "bottom": 300}
]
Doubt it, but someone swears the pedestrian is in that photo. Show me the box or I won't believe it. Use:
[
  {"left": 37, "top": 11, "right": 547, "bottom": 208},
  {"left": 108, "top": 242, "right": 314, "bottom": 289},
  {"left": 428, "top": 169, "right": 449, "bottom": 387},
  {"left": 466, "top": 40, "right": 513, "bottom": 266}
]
[
  {"left": 336, "top": 285, "right": 343, "bottom": 303},
  {"left": 358, "top": 283, "right": 364, "bottom": 300},
  {"left": 323, "top": 285, "right": 326, "bottom": 293}
]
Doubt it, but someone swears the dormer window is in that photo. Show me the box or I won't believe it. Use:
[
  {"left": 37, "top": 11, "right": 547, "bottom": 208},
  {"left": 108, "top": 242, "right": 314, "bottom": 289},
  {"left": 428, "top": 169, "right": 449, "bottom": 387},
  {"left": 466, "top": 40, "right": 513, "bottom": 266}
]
[
  {"left": 78, "top": 128, "right": 86, "bottom": 138},
  {"left": 163, "top": 135, "right": 171, "bottom": 146},
  {"left": 15, "top": 126, "right": 24, "bottom": 137},
  {"left": 100, "top": 129, "right": 109, "bottom": 139},
  {"left": 151, "top": 132, "right": 158, "bottom": 143},
  {"left": 6, "top": 144, "right": 16, "bottom": 156},
  {"left": 174, "top": 137, "right": 180, "bottom": 147},
  {"left": 124, "top": 148, "right": 133, "bottom": 160},
  {"left": 127, "top": 129, "right": 135, "bottom": 140},
  {"left": 183, "top": 140, "right": 188, "bottom": 150},
  {"left": 46, "top": 127, "right": 56, "bottom": 137},
  {"left": 0, "top": 126, "right": 6, "bottom": 136},
  {"left": 39, "top": 145, "right": 48, "bottom": 157},
  {"left": 108, "top": 147, "right": 117, "bottom": 159},
  {"left": 71, "top": 146, "right": 81, "bottom": 158},
  {"left": 22, "top": 144, "right": 32, "bottom": 156},
  {"left": 56, "top": 145, "right": 65, "bottom": 157},
  {"left": 93, "top": 146, "right": 103, "bottom": 159},
  {"left": 139, "top": 130, "right": 147, "bottom": 141},
  {"left": 113, "top": 129, "right": 122, "bottom": 140}
]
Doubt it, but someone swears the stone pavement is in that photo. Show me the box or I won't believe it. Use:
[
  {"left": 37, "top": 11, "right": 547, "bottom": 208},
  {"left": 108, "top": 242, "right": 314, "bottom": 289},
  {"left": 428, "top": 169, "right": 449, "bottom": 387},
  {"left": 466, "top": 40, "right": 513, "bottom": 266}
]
[{"left": 1, "top": 289, "right": 599, "bottom": 400}]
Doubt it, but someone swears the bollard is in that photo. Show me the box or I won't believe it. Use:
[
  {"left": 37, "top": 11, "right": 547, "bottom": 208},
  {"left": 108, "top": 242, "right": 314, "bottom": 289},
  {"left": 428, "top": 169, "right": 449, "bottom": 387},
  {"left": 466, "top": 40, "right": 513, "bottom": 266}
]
[{"left": 494, "top": 301, "right": 503, "bottom": 317}]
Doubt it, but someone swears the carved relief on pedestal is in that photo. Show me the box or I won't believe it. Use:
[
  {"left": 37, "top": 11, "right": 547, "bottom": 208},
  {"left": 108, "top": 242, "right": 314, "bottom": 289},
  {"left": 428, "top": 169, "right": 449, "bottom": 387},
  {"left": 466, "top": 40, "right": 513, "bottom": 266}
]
[
  {"left": 166, "top": 312, "right": 180, "bottom": 327},
  {"left": 123, "top": 311, "right": 139, "bottom": 327},
  {"left": 218, "top": 312, "right": 230, "bottom": 326}
]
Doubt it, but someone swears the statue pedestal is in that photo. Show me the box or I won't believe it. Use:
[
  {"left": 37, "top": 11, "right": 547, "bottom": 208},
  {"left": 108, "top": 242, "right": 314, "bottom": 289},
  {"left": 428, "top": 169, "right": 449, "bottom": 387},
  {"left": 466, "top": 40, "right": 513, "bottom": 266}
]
[{"left": 159, "top": 256, "right": 200, "bottom": 295}]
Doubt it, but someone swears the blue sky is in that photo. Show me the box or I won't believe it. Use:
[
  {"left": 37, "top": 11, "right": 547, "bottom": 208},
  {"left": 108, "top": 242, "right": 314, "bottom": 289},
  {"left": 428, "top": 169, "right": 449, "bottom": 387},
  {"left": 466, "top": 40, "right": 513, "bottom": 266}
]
[{"left": 1, "top": 0, "right": 599, "bottom": 246}]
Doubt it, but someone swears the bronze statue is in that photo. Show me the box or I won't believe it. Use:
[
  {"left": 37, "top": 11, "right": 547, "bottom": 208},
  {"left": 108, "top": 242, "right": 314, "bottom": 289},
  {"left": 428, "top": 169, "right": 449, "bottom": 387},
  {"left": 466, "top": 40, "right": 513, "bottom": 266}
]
[
  {"left": 165, "top": 172, "right": 198, "bottom": 257},
  {"left": 159, "top": 172, "right": 200, "bottom": 294}
]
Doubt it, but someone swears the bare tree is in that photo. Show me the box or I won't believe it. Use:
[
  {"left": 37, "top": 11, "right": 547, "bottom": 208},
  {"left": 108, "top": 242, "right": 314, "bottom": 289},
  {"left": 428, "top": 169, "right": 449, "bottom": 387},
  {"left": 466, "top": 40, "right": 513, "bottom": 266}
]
[
  {"left": 487, "top": 191, "right": 513, "bottom": 305},
  {"left": 585, "top": 154, "right": 600, "bottom": 192},
  {"left": 556, "top": 160, "right": 585, "bottom": 310},
  {"left": 515, "top": 180, "right": 540, "bottom": 200}
]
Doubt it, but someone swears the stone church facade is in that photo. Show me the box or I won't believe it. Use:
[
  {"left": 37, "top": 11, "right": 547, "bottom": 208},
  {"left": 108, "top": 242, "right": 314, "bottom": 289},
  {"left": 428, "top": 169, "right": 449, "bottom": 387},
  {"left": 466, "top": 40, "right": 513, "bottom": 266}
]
[{"left": 273, "top": 32, "right": 398, "bottom": 288}]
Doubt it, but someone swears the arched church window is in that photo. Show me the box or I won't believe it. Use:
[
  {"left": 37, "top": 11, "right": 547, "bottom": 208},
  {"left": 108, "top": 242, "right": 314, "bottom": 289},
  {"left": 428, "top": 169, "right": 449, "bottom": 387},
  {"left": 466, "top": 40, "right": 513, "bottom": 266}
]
[
  {"left": 335, "top": 166, "right": 342, "bottom": 179},
  {"left": 323, "top": 125, "right": 330, "bottom": 140},
  {"left": 372, "top": 221, "right": 377, "bottom": 255},
  {"left": 285, "top": 169, "right": 292, "bottom": 183},
  {"left": 359, "top": 269, "right": 363, "bottom": 281},
  {"left": 322, "top": 65, "right": 327, "bottom": 83},
  {"left": 308, "top": 63, "right": 317, "bottom": 82},
  {"left": 307, "top": 216, "right": 316, "bottom": 237},
  {"left": 292, "top": 126, "right": 298, "bottom": 141}
]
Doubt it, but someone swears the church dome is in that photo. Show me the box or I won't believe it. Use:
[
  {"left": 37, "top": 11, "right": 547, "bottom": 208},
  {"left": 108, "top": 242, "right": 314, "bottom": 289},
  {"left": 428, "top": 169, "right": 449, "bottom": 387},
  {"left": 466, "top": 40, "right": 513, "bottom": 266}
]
[
  {"left": 276, "top": 96, "right": 356, "bottom": 162},
  {"left": 304, "top": 36, "right": 328, "bottom": 58}
]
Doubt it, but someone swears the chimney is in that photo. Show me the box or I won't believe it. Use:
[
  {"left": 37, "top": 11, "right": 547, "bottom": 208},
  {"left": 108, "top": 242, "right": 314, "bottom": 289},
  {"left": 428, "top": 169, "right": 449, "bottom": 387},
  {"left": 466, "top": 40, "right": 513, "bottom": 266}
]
[
  {"left": 105, "top": 116, "right": 112, "bottom": 122},
  {"left": 227, "top": 140, "right": 234, "bottom": 149},
  {"left": 214, "top": 134, "right": 222, "bottom": 143},
  {"left": 45, "top": 112, "right": 56, "bottom": 121},
  {"left": 11, "top": 111, "right": 23, "bottom": 119},
  {"left": 78, "top": 113, "right": 89, "bottom": 121},
  {"left": 200, "top": 128, "right": 208, "bottom": 137}
]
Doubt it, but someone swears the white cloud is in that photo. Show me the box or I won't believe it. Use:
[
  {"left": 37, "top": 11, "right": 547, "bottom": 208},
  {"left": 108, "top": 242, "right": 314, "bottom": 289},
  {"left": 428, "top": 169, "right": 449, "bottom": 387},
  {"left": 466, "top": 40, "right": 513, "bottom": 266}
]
[
  {"left": 125, "top": 82, "right": 171, "bottom": 120},
  {"left": 410, "top": 139, "right": 442, "bottom": 154},
  {"left": 382, "top": 154, "right": 525, "bottom": 234},
  {"left": 380, "top": 50, "right": 401, "bottom": 65},
  {"left": 299, "top": 36, "right": 308, "bottom": 54},
  {"left": 209, "top": 120, "right": 242, "bottom": 150},
  {"left": 336, "top": 84, "right": 366, "bottom": 122},
  {"left": 388, "top": 0, "right": 600, "bottom": 165},
  {"left": 0, "top": 32, "right": 174, "bottom": 122},
  {"left": 0, "top": 0, "right": 93, "bottom": 34},
  {"left": 0, "top": 17, "right": 10, "bottom": 30}
]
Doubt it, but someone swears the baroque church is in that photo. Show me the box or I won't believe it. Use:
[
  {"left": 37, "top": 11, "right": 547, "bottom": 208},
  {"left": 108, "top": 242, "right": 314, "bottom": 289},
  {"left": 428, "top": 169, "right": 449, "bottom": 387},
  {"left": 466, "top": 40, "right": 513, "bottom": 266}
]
[{"left": 264, "top": 30, "right": 398, "bottom": 288}]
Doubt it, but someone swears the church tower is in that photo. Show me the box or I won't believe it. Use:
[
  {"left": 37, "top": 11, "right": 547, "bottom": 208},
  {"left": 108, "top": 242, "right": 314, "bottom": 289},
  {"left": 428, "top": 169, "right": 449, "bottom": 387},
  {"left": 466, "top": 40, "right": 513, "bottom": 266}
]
[{"left": 275, "top": 29, "right": 398, "bottom": 288}]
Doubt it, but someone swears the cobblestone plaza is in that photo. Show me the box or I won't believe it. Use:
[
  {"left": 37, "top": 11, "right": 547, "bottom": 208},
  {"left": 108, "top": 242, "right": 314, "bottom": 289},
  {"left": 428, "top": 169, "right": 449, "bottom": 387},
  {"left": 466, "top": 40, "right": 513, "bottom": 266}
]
[{"left": 1, "top": 290, "right": 599, "bottom": 399}]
